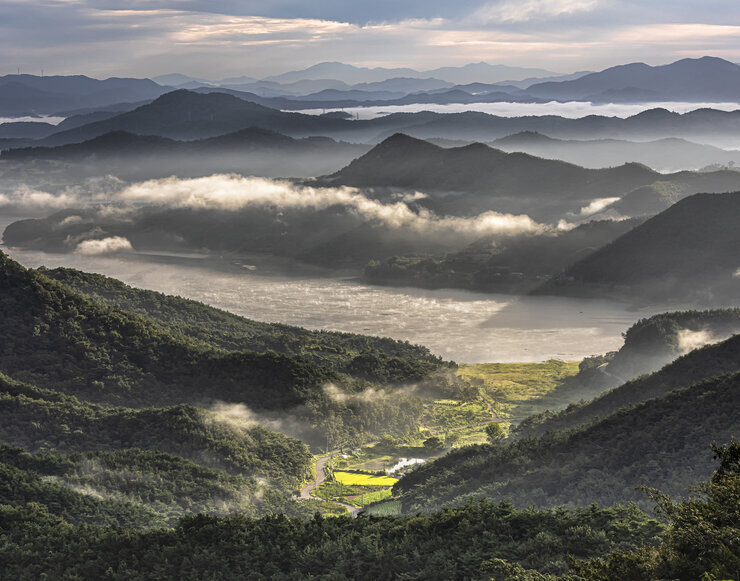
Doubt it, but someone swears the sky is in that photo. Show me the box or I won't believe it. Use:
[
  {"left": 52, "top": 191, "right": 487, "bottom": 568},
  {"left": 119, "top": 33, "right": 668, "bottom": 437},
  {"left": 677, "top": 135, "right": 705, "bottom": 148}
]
[{"left": 2, "top": 0, "right": 740, "bottom": 80}]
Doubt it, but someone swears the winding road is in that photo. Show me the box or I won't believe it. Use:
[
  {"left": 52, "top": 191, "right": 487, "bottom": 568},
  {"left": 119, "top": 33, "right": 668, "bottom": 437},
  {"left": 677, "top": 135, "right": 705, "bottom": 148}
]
[{"left": 299, "top": 453, "right": 361, "bottom": 517}]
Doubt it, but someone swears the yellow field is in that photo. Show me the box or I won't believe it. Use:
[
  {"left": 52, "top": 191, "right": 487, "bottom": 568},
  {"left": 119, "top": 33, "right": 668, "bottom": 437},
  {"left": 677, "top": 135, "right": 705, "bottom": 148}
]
[{"left": 333, "top": 471, "right": 398, "bottom": 486}]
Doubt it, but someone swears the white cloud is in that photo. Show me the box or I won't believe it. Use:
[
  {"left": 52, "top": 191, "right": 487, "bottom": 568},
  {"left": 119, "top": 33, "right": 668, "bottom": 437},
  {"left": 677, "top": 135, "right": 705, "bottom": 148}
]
[
  {"left": 118, "top": 174, "right": 545, "bottom": 238},
  {"left": 475, "top": 0, "right": 599, "bottom": 23},
  {"left": 74, "top": 236, "right": 133, "bottom": 255}
]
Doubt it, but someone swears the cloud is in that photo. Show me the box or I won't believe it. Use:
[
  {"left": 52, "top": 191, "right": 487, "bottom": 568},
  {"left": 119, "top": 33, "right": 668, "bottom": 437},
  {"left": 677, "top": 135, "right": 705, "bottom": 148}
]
[
  {"left": 0, "top": 187, "right": 81, "bottom": 210},
  {"left": 676, "top": 328, "right": 720, "bottom": 354},
  {"left": 475, "top": 0, "right": 599, "bottom": 23},
  {"left": 118, "top": 174, "right": 545, "bottom": 239},
  {"left": 74, "top": 236, "right": 134, "bottom": 255},
  {"left": 207, "top": 401, "right": 314, "bottom": 440},
  {"left": 578, "top": 197, "right": 620, "bottom": 216},
  {"left": 2, "top": 1, "right": 740, "bottom": 81}
]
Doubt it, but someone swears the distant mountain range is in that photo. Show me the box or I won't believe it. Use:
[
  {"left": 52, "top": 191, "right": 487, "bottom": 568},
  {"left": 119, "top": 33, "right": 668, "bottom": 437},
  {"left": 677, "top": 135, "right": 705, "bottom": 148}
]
[
  {"left": 0, "top": 75, "right": 167, "bottom": 116},
  {"left": 322, "top": 133, "right": 740, "bottom": 220},
  {"left": 1, "top": 57, "right": 740, "bottom": 120},
  {"left": 489, "top": 132, "right": 740, "bottom": 171},
  {"left": 528, "top": 56, "right": 740, "bottom": 102},
  {"left": 260, "top": 61, "right": 559, "bottom": 85},
  {"left": 1, "top": 128, "right": 368, "bottom": 179}
]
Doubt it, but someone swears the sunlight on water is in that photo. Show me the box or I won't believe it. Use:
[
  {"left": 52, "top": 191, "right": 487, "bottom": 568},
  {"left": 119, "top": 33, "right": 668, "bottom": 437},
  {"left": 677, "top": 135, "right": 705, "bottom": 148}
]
[{"left": 4, "top": 248, "right": 650, "bottom": 363}]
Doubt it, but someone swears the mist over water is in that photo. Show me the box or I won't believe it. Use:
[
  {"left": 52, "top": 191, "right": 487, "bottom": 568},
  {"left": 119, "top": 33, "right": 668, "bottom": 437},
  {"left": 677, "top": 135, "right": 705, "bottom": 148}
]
[
  {"left": 297, "top": 101, "right": 740, "bottom": 121},
  {"left": 0, "top": 116, "right": 65, "bottom": 125},
  {"left": 4, "top": 247, "right": 648, "bottom": 363}
]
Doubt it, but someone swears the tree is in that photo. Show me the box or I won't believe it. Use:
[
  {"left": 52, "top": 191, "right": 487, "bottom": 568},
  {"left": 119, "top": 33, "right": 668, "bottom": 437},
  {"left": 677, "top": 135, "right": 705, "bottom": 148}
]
[
  {"left": 573, "top": 441, "right": 740, "bottom": 580},
  {"left": 423, "top": 436, "right": 444, "bottom": 451},
  {"left": 485, "top": 422, "right": 505, "bottom": 444}
]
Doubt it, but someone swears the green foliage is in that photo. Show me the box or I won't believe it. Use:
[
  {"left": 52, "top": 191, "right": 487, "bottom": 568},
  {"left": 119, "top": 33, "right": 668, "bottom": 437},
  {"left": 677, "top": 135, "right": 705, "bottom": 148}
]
[
  {"left": 572, "top": 441, "right": 740, "bottom": 580},
  {"left": 423, "top": 436, "right": 445, "bottom": 450},
  {"left": 0, "top": 498, "right": 662, "bottom": 579},
  {"left": 0, "top": 445, "right": 324, "bottom": 528},
  {"left": 40, "top": 265, "right": 445, "bottom": 384},
  {"left": 0, "top": 373, "right": 312, "bottom": 489},
  {"left": 485, "top": 422, "right": 505, "bottom": 443},
  {"left": 396, "top": 373, "right": 740, "bottom": 513},
  {"left": 517, "top": 333, "right": 740, "bottom": 438},
  {"left": 0, "top": 251, "right": 336, "bottom": 410}
]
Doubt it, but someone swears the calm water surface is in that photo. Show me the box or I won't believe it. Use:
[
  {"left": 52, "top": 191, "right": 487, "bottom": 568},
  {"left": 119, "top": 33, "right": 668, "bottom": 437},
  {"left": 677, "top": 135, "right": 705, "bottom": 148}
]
[{"left": 4, "top": 247, "right": 651, "bottom": 363}]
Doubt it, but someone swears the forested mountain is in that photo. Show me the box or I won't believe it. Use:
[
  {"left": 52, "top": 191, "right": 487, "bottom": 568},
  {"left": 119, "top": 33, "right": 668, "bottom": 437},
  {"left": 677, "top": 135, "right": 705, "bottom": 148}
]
[
  {"left": 540, "top": 192, "right": 740, "bottom": 303},
  {"left": 517, "top": 333, "right": 740, "bottom": 437},
  {"left": 600, "top": 309, "right": 740, "bottom": 381},
  {"left": 0, "top": 250, "right": 453, "bottom": 448},
  {"left": 39, "top": 90, "right": 353, "bottom": 145},
  {"left": 0, "top": 373, "right": 312, "bottom": 488},
  {"left": 0, "top": 444, "right": 325, "bottom": 529},
  {"left": 0, "top": 497, "right": 662, "bottom": 579},
  {"left": 323, "top": 134, "right": 740, "bottom": 220},
  {"left": 364, "top": 218, "right": 644, "bottom": 292},
  {"left": 325, "top": 132, "right": 658, "bottom": 198},
  {"left": 39, "top": 265, "right": 443, "bottom": 381},
  {"left": 395, "top": 371, "right": 740, "bottom": 512}
]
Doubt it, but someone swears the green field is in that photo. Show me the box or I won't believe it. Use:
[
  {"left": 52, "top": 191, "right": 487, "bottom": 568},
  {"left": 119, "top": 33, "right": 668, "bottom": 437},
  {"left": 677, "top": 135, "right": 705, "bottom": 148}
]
[
  {"left": 365, "top": 500, "right": 403, "bottom": 516},
  {"left": 422, "top": 400, "right": 492, "bottom": 431},
  {"left": 457, "top": 360, "right": 580, "bottom": 419}
]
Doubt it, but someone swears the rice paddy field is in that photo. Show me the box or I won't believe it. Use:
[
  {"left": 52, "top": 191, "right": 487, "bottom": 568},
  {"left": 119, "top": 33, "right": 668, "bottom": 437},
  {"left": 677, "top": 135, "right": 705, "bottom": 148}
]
[{"left": 333, "top": 471, "right": 398, "bottom": 487}]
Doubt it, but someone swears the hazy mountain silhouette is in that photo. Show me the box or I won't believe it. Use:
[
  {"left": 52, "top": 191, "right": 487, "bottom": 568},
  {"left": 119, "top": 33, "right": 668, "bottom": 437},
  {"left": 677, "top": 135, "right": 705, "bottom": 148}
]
[
  {"left": 491, "top": 131, "right": 740, "bottom": 171},
  {"left": 528, "top": 56, "right": 740, "bottom": 102},
  {"left": 264, "top": 61, "right": 556, "bottom": 85},
  {"left": 3, "top": 128, "right": 367, "bottom": 179},
  {"left": 0, "top": 75, "right": 167, "bottom": 116},
  {"left": 540, "top": 192, "right": 740, "bottom": 303},
  {"left": 39, "top": 90, "right": 352, "bottom": 145}
]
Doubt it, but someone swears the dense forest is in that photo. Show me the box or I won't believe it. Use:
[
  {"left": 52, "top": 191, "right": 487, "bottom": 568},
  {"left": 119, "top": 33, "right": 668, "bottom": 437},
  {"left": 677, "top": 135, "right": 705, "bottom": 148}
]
[
  {"left": 2, "top": 444, "right": 737, "bottom": 580},
  {"left": 0, "top": 245, "right": 737, "bottom": 578}
]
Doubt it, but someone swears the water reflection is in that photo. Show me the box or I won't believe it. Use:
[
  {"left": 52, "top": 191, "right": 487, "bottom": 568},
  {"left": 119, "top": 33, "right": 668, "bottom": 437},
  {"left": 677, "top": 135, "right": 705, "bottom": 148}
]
[{"left": 4, "top": 247, "right": 650, "bottom": 363}]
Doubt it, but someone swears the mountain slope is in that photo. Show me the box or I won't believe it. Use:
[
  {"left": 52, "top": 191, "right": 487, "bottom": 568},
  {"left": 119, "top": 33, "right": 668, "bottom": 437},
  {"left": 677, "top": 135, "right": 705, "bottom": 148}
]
[
  {"left": 37, "top": 265, "right": 443, "bottom": 381},
  {"left": 396, "top": 371, "right": 740, "bottom": 512},
  {"left": 0, "top": 249, "right": 338, "bottom": 410},
  {"left": 527, "top": 56, "right": 740, "bottom": 102},
  {"left": 540, "top": 192, "right": 740, "bottom": 302},
  {"left": 324, "top": 133, "right": 659, "bottom": 216},
  {"left": 517, "top": 332, "right": 740, "bottom": 437},
  {"left": 0, "top": 373, "right": 312, "bottom": 488},
  {"left": 40, "top": 90, "right": 352, "bottom": 145}
]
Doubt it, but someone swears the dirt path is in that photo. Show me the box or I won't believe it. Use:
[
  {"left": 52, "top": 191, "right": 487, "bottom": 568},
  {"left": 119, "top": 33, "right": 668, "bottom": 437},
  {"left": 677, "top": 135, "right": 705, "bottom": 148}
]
[
  {"left": 299, "top": 453, "right": 361, "bottom": 517},
  {"left": 300, "top": 454, "right": 331, "bottom": 500}
]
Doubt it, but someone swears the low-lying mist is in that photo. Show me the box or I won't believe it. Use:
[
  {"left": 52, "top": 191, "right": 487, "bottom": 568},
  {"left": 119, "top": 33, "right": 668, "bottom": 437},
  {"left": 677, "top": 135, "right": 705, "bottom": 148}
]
[{"left": 2, "top": 174, "right": 552, "bottom": 265}]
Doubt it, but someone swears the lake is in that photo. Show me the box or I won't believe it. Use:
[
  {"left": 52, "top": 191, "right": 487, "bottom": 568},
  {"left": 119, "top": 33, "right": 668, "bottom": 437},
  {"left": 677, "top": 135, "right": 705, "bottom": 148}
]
[{"left": 3, "top": 246, "right": 652, "bottom": 363}]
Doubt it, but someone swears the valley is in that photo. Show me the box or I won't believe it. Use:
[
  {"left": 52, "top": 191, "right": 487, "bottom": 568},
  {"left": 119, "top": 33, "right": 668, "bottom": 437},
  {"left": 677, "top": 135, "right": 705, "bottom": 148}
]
[{"left": 0, "top": 49, "right": 738, "bottom": 580}]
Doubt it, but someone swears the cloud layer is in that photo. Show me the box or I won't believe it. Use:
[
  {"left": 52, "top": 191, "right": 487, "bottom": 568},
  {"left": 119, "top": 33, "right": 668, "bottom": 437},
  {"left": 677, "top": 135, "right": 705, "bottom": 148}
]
[
  {"left": 1, "top": 1, "right": 739, "bottom": 79},
  {"left": 118, "top": 174, "right": 544, "bottom": 238}
]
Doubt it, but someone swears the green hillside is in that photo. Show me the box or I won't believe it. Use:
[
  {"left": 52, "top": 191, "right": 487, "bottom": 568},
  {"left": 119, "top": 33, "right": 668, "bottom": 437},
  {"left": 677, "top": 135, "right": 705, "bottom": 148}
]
[
  {"left": 39, "top": 265, "right": 443, "bottom": 383},
  {"left": 541, "top": 192, "right": 740, "bottom": 303},
  {"left": 518, "top": 333, "right": 740, "bottom": 437},
  {"left": 395, "top": 371, "right": 740, "bottom": 512}
]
